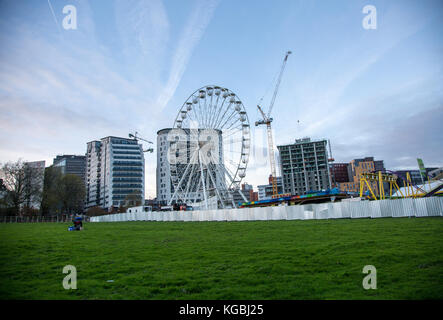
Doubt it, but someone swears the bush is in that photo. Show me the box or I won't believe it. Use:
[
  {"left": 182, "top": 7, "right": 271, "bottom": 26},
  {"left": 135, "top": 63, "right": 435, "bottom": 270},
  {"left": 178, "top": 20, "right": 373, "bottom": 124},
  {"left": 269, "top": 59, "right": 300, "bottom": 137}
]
[{"left": 86, "top": 206, "right": 107, "bottom": 217}]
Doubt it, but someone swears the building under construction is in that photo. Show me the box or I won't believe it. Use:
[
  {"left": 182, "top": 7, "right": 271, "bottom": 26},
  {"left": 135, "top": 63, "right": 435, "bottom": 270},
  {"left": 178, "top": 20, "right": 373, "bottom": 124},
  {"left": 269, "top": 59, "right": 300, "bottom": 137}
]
[{"left": 277, "top": 137, "right": 332, "bottom": 196}]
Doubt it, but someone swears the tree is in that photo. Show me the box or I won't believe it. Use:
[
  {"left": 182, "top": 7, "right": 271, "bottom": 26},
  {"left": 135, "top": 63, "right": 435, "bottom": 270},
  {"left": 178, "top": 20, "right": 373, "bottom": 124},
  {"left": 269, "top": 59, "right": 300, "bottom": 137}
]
[
  {"left": 40, "top": 166, "right": 63, "bottom": 216},
  {"left": 124, "top": 191, "right": 143, "bottom": 208},
  {"left": 22, "top": 162, "right": 45, "bottom": 214},
  {"left": 57, "top": 174, "right": 85, "bottom": 215},
  {"left": 117, "top": 203, "right": 127, "bottom": 213},
  {"left": 86, "top": 206, "right": 107, "bottom": 217},
  {"left": 0, "top": 160, "right": 44, "bottom": 215},
  {"left": 0, "top": 178, "right": 12, "bottom": 216}
]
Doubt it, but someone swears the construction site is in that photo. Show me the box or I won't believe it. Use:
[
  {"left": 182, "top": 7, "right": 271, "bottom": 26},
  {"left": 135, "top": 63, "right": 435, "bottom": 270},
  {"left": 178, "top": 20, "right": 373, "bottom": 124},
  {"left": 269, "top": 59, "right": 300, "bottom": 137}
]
[
  {"left": 149, "top": 50, "right": 443, "bottom": 213},
  {"left": 142, "top": 50, "right": 443, "bottom": 215}
]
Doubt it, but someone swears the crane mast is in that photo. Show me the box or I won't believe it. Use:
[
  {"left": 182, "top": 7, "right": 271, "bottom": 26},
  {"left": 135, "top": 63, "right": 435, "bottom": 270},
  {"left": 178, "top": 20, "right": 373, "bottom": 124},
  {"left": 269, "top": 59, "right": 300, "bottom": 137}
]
[{"left": 255, "top": 51, "right": 292, "bottom": 198}]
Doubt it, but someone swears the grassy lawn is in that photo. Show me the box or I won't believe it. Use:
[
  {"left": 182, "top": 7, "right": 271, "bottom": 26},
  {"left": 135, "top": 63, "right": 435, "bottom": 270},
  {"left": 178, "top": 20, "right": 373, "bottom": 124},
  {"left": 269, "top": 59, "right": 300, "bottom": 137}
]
[{"left": 0, "top": 217, "right": 442, "bottom": 300}]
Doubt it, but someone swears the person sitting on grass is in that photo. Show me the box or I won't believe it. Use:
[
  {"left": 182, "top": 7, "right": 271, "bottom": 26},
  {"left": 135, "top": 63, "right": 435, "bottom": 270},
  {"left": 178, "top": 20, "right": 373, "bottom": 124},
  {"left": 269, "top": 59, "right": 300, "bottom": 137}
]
[{"left": 68, "top": 216, "right": 83, "bottom": 231}]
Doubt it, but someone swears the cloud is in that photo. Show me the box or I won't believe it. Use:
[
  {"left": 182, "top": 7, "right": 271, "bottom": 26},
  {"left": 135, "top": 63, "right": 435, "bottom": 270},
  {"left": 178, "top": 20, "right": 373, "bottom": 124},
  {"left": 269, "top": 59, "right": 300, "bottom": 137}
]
[
  {"left": 155, "top": 0, "right": 220, "bottom": 110},
  {"left": 0, "top": 0, "right": 221, "bottom": 197},
  {"left": 115, "top": 0, "right": 170, "bottom": 75}
]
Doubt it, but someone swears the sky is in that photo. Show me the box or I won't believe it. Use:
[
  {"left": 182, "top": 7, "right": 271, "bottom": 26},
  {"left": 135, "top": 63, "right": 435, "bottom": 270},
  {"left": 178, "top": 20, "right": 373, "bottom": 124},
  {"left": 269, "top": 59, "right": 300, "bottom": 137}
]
[{"left": 0, "top": 0, "right": 442, "bottom": 198}]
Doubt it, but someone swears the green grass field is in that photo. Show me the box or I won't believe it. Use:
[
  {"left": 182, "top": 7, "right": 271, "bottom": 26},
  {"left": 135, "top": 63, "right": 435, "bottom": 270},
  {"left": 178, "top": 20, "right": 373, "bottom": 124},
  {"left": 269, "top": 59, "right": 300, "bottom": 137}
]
[{"left": 0, "top": 217, "right": 442, "bottom": 300}]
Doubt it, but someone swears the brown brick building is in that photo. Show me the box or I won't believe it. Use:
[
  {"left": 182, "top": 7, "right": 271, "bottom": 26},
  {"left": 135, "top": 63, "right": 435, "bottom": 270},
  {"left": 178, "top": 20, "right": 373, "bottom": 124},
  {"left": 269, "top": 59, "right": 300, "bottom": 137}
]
[{"left": 335, "top": 157, "right": 385, "bottom": 196}]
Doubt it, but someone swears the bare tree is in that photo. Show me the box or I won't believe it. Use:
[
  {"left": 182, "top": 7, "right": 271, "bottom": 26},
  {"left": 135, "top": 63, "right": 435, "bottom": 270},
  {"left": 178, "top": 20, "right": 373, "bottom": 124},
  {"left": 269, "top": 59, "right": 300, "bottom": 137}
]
[
  {"left": 1, "top": 160, "right": 26, "bottom": 215},
  {"left": 0, "top": 160, "right": 44, "bottom": 215},
  {"left": 23, "top": 162, "right": 45, "bottom": 214}
]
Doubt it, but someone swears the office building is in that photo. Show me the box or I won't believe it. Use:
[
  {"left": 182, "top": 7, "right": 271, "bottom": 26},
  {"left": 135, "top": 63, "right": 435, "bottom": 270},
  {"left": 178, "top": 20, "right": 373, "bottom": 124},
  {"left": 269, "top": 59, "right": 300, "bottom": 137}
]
[
  {"left": 257, "top": 175, "right": 283, "bottom": 200},
  {"left": 85, "top": 136, "right": 145, "bottom": 211},
  {"left": 338, "top": 157, "right": 384, "bottom": 195},
  {"left": 330, "top": 163, "right": 350, "bottom": 185},
  {"left": 53, "top": 155, "right": 86, "bottom": 180},
  {"left": 157, "top": 129, "right": 174, "bottom": 203},
  {"left": 232, "top": 182, "right": 258, "bottom": 204}
]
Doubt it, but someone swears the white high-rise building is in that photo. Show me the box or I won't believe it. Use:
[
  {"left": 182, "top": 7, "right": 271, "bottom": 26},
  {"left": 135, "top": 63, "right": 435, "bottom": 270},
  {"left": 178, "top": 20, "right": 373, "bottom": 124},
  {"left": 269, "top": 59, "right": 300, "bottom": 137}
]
[
  {"left": 156, "top": 128, "right": 225, "bottom": 206},
  {"left": 85, "top": 136, "right": 145, "bottom": 211},
  {"left": 156, "top": 129, "right": 173, "bottom": 203}
]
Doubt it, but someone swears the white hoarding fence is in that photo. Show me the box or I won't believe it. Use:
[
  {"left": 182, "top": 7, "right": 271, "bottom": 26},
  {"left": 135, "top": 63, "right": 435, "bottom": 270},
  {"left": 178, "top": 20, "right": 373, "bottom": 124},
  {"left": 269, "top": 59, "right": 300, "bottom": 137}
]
[{"left": 89, "top": 197, "right": 443, "bottom": 223}]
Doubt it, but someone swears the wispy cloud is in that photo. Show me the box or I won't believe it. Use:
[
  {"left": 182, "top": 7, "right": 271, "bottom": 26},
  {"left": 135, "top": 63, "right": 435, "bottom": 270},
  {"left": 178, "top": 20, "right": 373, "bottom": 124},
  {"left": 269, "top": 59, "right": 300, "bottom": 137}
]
[
  {"left": 115, "top": 0, "right": 170, "bottom": 75},
  {"left": 46, "top": 0, "right": 63, "bottom": 38},
  {"left": 155, "top": 0, "right": 220, "bottom": 110}
]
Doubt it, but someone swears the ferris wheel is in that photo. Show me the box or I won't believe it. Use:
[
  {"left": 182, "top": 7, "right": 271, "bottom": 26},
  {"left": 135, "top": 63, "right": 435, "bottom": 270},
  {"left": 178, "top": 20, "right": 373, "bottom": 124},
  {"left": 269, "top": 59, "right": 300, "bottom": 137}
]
[{"left": 167, "top": 85, "right": 251, "bottom": 209}]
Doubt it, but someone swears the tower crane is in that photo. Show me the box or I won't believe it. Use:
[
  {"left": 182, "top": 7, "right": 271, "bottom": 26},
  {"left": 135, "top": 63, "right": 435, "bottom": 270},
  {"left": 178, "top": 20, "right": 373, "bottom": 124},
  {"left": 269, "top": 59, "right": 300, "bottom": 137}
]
[
  {"left": 129, "top": 131, "right": 154, "bottom": 153},
  {"left": 255, "top": 50, "right": 292, "bottom": 198}
]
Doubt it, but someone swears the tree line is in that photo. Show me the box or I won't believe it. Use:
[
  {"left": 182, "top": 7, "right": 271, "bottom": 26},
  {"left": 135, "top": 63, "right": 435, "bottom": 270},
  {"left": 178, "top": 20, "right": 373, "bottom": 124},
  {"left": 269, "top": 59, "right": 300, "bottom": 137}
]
[
  {"left": 0, "top": 160, "right": 85, "bottom": 216},
  {"left": 0, "top": 159, "right": 145, "bottom": 217}
]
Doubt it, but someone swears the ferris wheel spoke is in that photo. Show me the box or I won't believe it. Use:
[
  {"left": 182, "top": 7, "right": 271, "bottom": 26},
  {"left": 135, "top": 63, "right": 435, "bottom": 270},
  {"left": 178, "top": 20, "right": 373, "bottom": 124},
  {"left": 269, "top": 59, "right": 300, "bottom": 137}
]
[
  {"left": 189, "top": 97, "right": 201, "bottom": 126},
  {"left": 186, "top": 110, "right": 197, "bottom": 125},
  {"left": 214, "top": 101, "right": 234, "bottom": 129},
  {"left": 220, "top": 112, "right": 239, "bottom": 131},
  {"left": 222, "top": 137, "right": 243, "bottom": 145},
  {"left": 218, "top": 107, "right": 238, "bottom": 130},
  {"left": 197, "top": 99, "right": 204, "bottom": 128},
  {"left": 224, "top": 116, "right": 244, "bottom": 131},
  {"left": 210, "top": 95, "right": 228, "bottom": 129},
  {"left": 208, "top": 92, "right": 215, "bottom": 128},
  {"left": 206, "top": 162, "right": 226, "bottom": 209},
  {"left": 202, "top": 94, "right": 208, "bottom": 128},
  {"left": 222, "top": 127, "right": 243, "bottom": 140},
  {"left": 208, "top": 94, "right": 221, "bottom": 128}
]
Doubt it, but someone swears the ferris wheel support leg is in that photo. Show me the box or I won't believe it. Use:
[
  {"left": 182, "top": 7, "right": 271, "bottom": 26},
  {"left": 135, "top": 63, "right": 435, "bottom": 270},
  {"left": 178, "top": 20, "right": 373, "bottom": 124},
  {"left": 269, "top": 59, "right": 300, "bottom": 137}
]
[
  {"left": 209, "top": 152, "right": 236, "bottom": 208},
  {"left": 183, "top": 162, "right": 197, "bottom": 204},
  {"left": 193, "top": 178, "right": 202, "bottom": 205},
  {"left": 238, "top": 189, "right": 248, "bottom": 202},
  {"left": 168, "top": 151, "right": 198, "bottom": 205},
  {"left": 198, "top": 152, "right": 209, "bottom": 210},
  {"left": 207, "top": 164, "right": 226, "bottom": 209}
]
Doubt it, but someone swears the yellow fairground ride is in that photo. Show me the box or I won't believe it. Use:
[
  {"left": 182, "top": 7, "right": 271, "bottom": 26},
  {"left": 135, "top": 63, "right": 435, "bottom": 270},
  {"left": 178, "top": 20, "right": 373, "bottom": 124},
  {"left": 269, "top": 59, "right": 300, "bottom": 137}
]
[{"left": 359, "top": 170, "right": 443, "bottom": 200}]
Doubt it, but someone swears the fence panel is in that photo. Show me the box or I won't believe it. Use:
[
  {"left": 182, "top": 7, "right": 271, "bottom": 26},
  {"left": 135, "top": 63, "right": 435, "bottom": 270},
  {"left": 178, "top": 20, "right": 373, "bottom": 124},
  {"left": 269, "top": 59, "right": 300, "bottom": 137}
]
[
  {"left": 378, "top": 200, "right": 391, "bottom": 218},
  {"left": 340, "top": 201, "right": 351, "bottom": 218},
  {"left": 253, "top": 207, "right": 265, "bottom": 220},
  {"left": 303, "top": 204, "right": 314, "bottom": 220},
  {"left": 425, "top": 197, "right": 442, "bottom": 217},
  {"left": 390, "top": 199, "right": 404, "bottom": 218},
  {"left": 401, "top": 198, "right": 415, "bottom": 217},
  {"left": 414, "top": 198, "right": 428, "bottom": 217}
]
